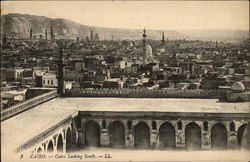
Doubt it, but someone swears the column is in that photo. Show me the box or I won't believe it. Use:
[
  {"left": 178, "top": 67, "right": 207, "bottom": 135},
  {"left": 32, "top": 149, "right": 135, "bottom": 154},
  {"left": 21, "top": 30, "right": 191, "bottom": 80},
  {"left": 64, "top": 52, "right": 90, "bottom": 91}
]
[
  {"left": 201, "top": 130, "right": 211, "bottom": 150},
  {"left": 125, "top": 120, "right": 134, "bottom": 148},
  {"left": 228, "top": 132, "right": 237, "bottom": 150},
  {"left": 150, "top": 129, "right": 159, "bottom": 148},
  {"left": 100, "top": 129, "right": 110, "bottom": 147},
  {"left": 176, "top": 130, "right": 185, "bottom": 149},
  {"left": 53, "top": 136, "right": 57, "bottom": 154},
  {"left": 63, "top": 138, "right": 67, "bottom": 153},
  {"left": 77, "top": 128, "right": 84, "bottom": 148}
]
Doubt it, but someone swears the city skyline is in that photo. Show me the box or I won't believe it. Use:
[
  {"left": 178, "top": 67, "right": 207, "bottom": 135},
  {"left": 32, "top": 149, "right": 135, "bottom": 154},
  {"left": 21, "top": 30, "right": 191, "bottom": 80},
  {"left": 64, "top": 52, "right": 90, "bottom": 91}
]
[{"left": 1, "top": 1, "right": 249, "bottom": 31}]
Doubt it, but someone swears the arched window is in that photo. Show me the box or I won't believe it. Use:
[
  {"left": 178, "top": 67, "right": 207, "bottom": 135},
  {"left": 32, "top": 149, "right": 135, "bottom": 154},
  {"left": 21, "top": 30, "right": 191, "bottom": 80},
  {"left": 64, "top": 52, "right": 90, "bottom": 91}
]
[
  {"left": 127, "top": 120, "right": 132, "bottom": 130},
  {"left": 152, "top": 121, "right": 157, "bottom": 130},
  {"left": 102, "top": 120, "right": 106, "bottom": 129},
  {"left": 178, "top": 121, "right": 182, "bottom": 130},
  {"left": 203, "top": 121, "right": 208, "bottom": 131},
  {"left": 230, "top": 122, "right": 235, "bottom": 132}
]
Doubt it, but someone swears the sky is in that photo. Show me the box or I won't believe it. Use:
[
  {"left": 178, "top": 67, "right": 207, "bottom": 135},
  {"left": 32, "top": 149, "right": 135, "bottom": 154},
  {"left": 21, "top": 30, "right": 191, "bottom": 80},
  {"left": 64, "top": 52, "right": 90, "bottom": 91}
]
[{"left": 1, "top": 1, "right": 249, "bottom": 30}]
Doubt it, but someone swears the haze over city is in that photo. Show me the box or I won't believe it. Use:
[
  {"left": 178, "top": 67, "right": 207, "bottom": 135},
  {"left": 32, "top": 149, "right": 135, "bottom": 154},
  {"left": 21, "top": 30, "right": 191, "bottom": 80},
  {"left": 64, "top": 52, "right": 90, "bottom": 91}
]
[{"left": 2, "top": 1, "right": 249, "bottom": 30}]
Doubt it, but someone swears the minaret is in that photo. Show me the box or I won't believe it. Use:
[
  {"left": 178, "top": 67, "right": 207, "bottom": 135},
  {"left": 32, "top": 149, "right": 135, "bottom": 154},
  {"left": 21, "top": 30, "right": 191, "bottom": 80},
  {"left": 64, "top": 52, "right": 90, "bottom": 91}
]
[
  {"left": 57, "top": 48, "right": 64, "bottom": 95},
  {"left": 142, "top": 27, "right": 147, "bottom": 46},
  {"left": 50, "top": 24, "right": 54, "bottom": 41},
  {"left": 90, "top": 30, "right": 93, "bottom": 41},
  {"left": 162, "top": 32, "right": 165, "bottom": 44},
  {"left": 216, "top": 41, "right": 218, "bottom": 48},
  {"left": 30, "top": 28, "right": 33, "bottom": 40},
  {"left": 142, "top": 28, "right": 147, "bottom": 61},
  {"left": 45, "top": 29, "right": 48, "bottom": 40}
]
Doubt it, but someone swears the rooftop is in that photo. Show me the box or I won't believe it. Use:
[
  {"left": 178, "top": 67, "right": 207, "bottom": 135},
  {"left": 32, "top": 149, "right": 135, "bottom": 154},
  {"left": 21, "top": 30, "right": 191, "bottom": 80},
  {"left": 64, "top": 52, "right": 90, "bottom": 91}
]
[{"left": 1, "top": 97, "right": 249, "bottom": 156}]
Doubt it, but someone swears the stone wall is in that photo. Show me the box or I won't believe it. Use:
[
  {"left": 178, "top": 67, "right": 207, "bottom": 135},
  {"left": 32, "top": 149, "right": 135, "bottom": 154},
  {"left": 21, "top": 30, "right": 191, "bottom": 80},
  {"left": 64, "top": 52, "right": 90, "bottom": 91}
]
[{"left": 67, "top": 88, "right": 226, "bottom": 99}]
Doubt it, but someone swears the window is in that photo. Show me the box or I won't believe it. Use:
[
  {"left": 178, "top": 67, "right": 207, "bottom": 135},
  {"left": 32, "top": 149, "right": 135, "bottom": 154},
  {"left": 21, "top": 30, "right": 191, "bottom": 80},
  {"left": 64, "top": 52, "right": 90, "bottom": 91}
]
[
  {"left": 203, "top": 121, "right": 208, "bottom": 131},
  {"left": 47, "top": 80, "right": 49, "bottom": 84},
  {"left": 178, "top": 121, "right": 182, "bottom": 130},
  {"left": 51, "top": 80, "right": 53, "bottom": 85}
]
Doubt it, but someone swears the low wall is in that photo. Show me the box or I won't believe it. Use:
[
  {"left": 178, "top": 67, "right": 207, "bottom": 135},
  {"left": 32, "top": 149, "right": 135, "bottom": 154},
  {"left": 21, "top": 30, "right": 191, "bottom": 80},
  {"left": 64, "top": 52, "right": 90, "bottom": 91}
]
[
  {"left": 1, "top": 90, "right": 58, "bottom": 121},
  {"left": 66, "top": 88, "right": 226, "bottom": 99}
]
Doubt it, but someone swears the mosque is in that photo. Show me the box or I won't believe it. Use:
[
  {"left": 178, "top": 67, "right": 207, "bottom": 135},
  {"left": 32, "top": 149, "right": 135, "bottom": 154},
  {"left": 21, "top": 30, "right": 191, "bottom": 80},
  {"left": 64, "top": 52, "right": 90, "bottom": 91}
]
[{"left": 141, "top": 28, "right": 153, "bottom": 63}]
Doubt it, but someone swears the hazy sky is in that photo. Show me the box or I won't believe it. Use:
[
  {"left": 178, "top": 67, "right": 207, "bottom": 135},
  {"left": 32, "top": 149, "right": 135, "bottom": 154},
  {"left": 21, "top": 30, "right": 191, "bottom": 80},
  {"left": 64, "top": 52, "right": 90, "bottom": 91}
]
[{"left": 1, "top": 1, "right": 249, "bottom": 30}]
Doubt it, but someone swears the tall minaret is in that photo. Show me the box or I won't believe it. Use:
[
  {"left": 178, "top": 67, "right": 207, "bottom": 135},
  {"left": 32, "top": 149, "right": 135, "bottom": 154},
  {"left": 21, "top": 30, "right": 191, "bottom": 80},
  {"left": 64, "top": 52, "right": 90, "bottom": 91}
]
[
  {"left": 50, "top": 24, "right": 54, "bottom": 41},
  {"left": 45, "top": 29, "right": 48, "bottom": 40},
  {"left": 162, "top": 32, "right": 165, "bottom": 44},
  {"left": 142, "top": 28, "right": 147, "bottom": 61},
  {"left": 90, "top": 30, "right": 94, "bottom": 41},
  {"left": 30, "top": 28, "right": 33, "bottom": 40},
  {"left": 142, "top": 28, "right": 147, "bottom": 46}
]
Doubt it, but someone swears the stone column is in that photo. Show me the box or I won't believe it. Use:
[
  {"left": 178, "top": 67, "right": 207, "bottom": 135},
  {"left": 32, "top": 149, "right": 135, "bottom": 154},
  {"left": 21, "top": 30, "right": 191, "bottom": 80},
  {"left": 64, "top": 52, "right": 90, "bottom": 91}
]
[
  {"left": 125, "top": 129, "right": 134, "bottom": 148},
  {"left": 150, "top": 129, "right": 159, "bottom": 149},
  {"left": 77, "top": 128, "right": 84, "bottom": 148},
  {"left": 53, "top": 135, "right": 57, "bottom": 154},
  {"left": 201, "top": 131, "right": 211, "bottom": 150},
  {"left": 228, "top": 132, "right": 237, "bottom": 150},
  {"left": 176, "top": 130, "right": 185, "bottom": 149},
  {"left": 63, "top": 138, "right": 67, "bottom": 153},
  {"left": 100, "top": 129, "right": 110, "bottom": 147},
  {"left": 42, "top": 142, "right": 47, "bottom": 153}
]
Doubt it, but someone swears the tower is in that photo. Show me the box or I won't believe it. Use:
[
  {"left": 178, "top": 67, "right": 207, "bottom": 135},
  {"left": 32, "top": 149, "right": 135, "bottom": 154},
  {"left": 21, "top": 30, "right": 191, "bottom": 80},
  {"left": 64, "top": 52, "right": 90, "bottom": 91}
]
[
  {"left": 162, "top": 32, "right": 165, "bottom": 44},
  {"left": 57, "top": 48, "right": 64, "bottom": 95},
  {"left": 142, "top": 28, "right": 147, "bottom": 46},
  {"left": 45, "top": 29, "right": 48, "bottom": 40},
  {"left": 90, "top": 30, "right": 93, "bottom": 41},
  {"left": 50, "top": 24, "right": 54, "bottom": 41},
  {"left": 216, "top": 41, "right": 218, "bottom": 48},
  {"left": 30, "top": 28, "right": 33, "bottom": 40}
]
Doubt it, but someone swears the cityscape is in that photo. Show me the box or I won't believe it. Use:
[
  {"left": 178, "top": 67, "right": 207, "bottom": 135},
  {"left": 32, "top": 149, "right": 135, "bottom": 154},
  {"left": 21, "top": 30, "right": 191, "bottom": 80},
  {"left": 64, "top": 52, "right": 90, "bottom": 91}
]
[
  {"left": 1, "top": 1, "right": 250, "bottom": 162},
  {"left": 1, "top": 13, "right": 250, "bottom": 108}
]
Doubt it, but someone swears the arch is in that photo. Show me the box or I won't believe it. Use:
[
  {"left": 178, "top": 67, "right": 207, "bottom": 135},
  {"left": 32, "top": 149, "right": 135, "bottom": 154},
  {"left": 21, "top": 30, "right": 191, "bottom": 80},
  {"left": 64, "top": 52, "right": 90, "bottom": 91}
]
[
  {"left": 37, "top": 147, "right": 42, "bottom": 153},
  {"left": 159, "top": 122, "right": 176, "bottom": 149},
  {"left": 238, "top": 124, "right": 249, "bottom": 150},
  {"left": 57, "top": 134, "right": 63, "bottom": 152},
  {"left": 185, "top": 122, "right": 201, "bottom": 150},
  {"left": 134, "top": 122, "right": 150, "bottom": 148},
  {"left": 230, "top": 122, "right": 235, "bottom": 132},
  {"left": 85, "top": 120, "right": 100, "bottom": 147},
  {"left": 66, "top": 128, "right": 72, "bottom": 152},
  {"left": 47, "top": 140, "right": 53, "bottom": 153},
  {"left": 203, "top": 121, "right": 208, "bottom": 131},
  {"left": 109, "top": 121, "right": 125, "bottom": 148},
  {"left": 211, "top": 123, "right": 228, "bottom": 150}
]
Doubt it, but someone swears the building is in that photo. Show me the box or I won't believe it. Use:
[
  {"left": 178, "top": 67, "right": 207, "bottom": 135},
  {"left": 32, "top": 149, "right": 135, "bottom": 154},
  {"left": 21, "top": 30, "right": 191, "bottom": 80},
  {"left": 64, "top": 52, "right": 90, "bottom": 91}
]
[{"left": 42, "top": 73, "right": 58, "bottom": 88}]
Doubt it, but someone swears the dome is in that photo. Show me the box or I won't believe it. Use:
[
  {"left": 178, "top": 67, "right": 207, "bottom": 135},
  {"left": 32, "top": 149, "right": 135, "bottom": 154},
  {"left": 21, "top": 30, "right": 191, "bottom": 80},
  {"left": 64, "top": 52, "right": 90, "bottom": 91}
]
[
  {"left": 146, "top": 44, "right": 153, "bottom": 58},
  {"left": 231, "top": 82, "right": 245, "bottom": 91}
]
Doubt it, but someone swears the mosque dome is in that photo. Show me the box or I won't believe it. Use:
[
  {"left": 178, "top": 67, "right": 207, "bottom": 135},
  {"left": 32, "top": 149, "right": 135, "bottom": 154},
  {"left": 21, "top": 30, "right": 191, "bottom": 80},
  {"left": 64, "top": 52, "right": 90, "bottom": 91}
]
[{"left": 231, "top": 82, "right": 245, "bottom": 91}]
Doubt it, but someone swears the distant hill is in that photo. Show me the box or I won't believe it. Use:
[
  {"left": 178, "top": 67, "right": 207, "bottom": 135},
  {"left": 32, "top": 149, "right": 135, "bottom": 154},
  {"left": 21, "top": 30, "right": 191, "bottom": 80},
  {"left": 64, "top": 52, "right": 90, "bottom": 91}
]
[{"left": 1, "top": 13, "right": 249, "bottom": 41}]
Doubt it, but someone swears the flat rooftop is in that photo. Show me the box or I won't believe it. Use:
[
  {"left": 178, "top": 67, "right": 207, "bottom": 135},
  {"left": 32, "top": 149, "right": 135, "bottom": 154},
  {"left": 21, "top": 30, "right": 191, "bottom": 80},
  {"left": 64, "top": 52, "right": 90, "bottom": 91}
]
[{"left": 1, "top": 97, "right": 249, "bottom": 157}]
